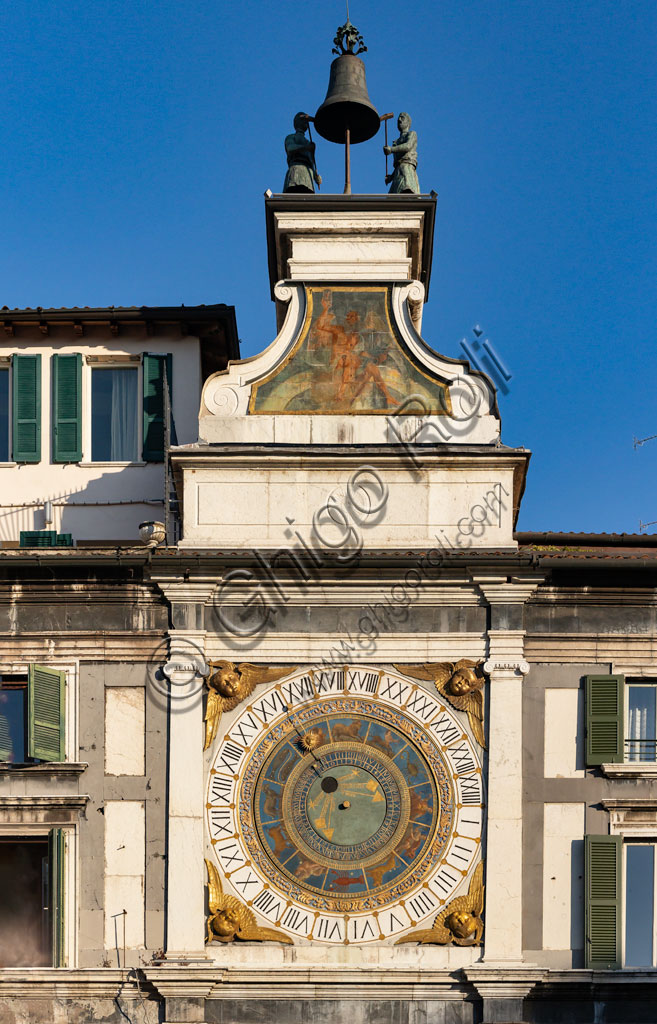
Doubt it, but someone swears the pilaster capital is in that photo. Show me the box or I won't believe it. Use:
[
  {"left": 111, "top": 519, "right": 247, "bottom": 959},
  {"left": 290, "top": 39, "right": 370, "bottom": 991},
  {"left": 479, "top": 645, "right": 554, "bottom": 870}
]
[
  {"left": 472, "top": 574, "right": 543, "bottom": 605},
  {"left": 164, "top": 630, "right": 209, "bottom": 689},
  {"left": 485, "top": 629, "right": 529, "bottom": 675},
  {"left": 155, "top": 580, "right": 218, "bottom": 605},
  {"left": 145, "top": 966, "right": 218, "bottom": 999},
  {"left": 484, "top": 658, "right": 530, "bottom": 677}
]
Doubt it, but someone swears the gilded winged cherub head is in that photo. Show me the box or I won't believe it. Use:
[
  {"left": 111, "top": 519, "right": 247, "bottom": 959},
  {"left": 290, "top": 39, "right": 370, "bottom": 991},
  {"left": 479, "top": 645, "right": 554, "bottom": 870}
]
[
  {"left": 203, "top": 663, "right": 297, "bottom": 751},
  {"left": 395, "top": 862, "right": 485, "bottom": 946},
  {"left": 209, "top": 664, "right": 247, "bottom": 700},
  {"left": 445, "top": 909, "right": 479, "bottom": 940},
  {"left": 205, "top": 859, "right": 293, "bottom": 945},
  {"left": 211, "top": 907, "right": 241, "bottom": 941},
  {"left": 446, "top": 664, "right": 482, "bottom": 696},
  {"left": 393, "top": 660, "right": 487, "bottom": 748}
]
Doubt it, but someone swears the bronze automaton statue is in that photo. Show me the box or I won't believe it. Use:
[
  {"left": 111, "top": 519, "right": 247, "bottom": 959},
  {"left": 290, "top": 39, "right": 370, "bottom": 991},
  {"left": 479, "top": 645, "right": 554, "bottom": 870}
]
[
  {"left": 283, "top": 112, "right": 322, "bottom": 193},
  {"left": 383, "top": 112, "right": 420, "bottom": 194}
]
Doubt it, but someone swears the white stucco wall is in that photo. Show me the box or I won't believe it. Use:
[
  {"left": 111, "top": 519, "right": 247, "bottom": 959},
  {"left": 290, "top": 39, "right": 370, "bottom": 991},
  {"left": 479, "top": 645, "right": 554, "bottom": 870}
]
[
  {"left": 542, "top": 802, "right": 585, "bottom": 952},
  {"left": 544, "top": 688, "right": 585, "bottom": 778},
  {"left": 1, "top": 332, "right": 201, "bottom": 542}
]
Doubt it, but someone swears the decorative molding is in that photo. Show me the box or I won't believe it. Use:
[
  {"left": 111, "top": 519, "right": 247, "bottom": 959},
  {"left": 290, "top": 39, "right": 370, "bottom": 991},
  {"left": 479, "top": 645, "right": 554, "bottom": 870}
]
[
  {"left": 0, "top": 762, "right": 88, "bottom": 776},
  {"left": 0, "top": 795, "right": 89, "bottom": 825},
  {"left": 155, "top": 581, "right": 218, "bottom": 605},
  {"left": 205, "top": 632, "right": 487, "bottom": 662},
  {"left": 601, "top": 762, "right": 657, "bottom": 779},
  {"left": 0, "top": 631, "right": 166, "bottom": 662},
  {"left": 525, "top": 634, "right": 657, "bottom": 665},
  {"left": 200, "top": 283, "right": 306, "bottom": 423},
  {"left": 483, "top": 659, "right": 530, "bottom": 677},
  {"left": 474, "top": 577, "right": 543, "bottom": 605},
  {"left": 603, "top": 798, "right": 657, "bottom": 836}
]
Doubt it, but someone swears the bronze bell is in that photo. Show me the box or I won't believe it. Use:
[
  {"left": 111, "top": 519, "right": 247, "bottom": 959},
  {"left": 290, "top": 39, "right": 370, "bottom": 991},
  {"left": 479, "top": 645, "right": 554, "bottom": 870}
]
[{"left": 314, "top": 53, "right": 380, "bottom": 144}]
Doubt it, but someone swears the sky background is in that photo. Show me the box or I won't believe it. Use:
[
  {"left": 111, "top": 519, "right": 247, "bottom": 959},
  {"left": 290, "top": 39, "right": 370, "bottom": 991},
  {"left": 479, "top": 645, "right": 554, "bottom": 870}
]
[{"left": 3, "top": 0, "right": 656, "bottom": 533}]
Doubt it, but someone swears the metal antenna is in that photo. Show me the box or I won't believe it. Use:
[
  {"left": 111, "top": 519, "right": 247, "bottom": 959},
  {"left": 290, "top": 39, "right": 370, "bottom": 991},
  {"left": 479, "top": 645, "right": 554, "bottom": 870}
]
[
  {"left": 346, "top": 0, "right": 349, "bottom": 20},
  {"left": 634, "top": 433, "right": 657, "bottom": 449},
  {"left": 633, "top": 432, "right": 657, "bottom": 532}
]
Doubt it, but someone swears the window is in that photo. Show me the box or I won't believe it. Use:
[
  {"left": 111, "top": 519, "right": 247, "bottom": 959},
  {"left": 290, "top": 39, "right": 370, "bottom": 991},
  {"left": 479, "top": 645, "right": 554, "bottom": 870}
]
[
  {"left": 627, "top": 682, "right": 657, "bottom": 762},
  {"left": 624, "top": 842, "right": 656, "bottom": 966},
  {"left": 0, "top": 667, "right": 65, "bottom": 764},
  {"left": 585, "top": 674, "right": 657, "bottom": 767},
  {"left": 0, "top": 677, "right": 27, "bottom": 761},
  {"left": 586, "top": 832, "right": 657, "bottom": 969},
  {"left": 91, "top": 366, "right": 138, "bottom": 461},
  {"left": 0, "top": 832, "right": 66, "bottom": 967},
  {"left": 0, "top": 365, "right": 9, "bottom": 460}
]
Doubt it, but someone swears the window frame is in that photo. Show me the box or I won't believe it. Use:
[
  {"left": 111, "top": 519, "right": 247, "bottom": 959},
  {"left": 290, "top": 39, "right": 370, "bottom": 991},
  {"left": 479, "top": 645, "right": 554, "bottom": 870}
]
[
  {"left": 587, "top": 673, "right": 657, "bottom": 777},
  {"left": 625, "top": 679, "right": 657, "bottom": 765},
  {"left": 0, "top": 358, "right": 11, "bottom": 463},
  {"left": 0, "top": 661, "right": 78, "bottom": 766},
  {"left": 0, "top": 819, "right": 79, "bottom": 967},
  {"left": 622, "top": 839, "right": 657, "bottom": 968},
  {"left": 84, "top": 356, "right": 143, "bottom": 465}
]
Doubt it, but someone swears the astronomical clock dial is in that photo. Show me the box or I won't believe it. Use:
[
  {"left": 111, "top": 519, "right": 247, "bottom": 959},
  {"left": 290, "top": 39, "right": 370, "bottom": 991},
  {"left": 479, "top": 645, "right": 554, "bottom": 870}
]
[{"left": 206, "top": 666, "right": 483, "bottom": 945}]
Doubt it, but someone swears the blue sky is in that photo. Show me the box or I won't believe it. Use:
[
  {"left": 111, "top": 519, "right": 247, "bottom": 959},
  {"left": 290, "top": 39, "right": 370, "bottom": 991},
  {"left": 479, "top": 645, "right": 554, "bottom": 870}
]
[{"left": 3, "top": 0, "right": 656, "bottom": 533}]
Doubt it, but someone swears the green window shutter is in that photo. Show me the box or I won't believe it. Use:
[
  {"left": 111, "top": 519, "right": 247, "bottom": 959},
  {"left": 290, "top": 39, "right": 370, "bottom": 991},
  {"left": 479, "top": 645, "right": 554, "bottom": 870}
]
[
  {"left": 585, "top": 674, "right": 624, "bottom": 765},
  {"left": 142, "top": 353, "right": 172, "bottom": 462},
  {"left": 52, "top": 354, "right": 82, "bottom": 462},
  {"left": 585, "top": 834, "right": 622, "bottom": 969},
  {"left": 48, "top": 828, "right": 66, "bottom": 967},
  {"left": 12, "top": 354, "right": 41, "bottom": 462},
  {"left": 27, "top": 665, "right": 65, "bottom": 762}
]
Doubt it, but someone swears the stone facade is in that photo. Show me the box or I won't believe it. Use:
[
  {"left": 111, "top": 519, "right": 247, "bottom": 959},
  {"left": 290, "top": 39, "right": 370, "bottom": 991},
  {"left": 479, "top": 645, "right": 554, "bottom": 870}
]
[{"left": 1, "top": 196, "right": 656, "bottom": 1024}]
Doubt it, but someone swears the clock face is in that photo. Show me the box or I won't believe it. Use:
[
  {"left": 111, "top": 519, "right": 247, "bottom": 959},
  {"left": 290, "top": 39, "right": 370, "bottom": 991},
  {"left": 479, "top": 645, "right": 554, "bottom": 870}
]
[{"left": 207, "top": 667, "right": 483, "bottom": 944}]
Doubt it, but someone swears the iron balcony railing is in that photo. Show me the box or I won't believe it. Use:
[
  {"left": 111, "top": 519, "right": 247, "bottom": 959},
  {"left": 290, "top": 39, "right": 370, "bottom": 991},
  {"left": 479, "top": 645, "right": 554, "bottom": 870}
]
[{"left": 625, "top": 738, "right": 657, "bottom": 761}]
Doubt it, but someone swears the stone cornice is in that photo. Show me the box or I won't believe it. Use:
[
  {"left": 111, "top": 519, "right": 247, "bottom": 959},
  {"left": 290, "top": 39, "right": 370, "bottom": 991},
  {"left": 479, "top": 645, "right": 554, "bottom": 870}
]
[{"left": 0, "top": 762, "right": 87, "bottom": 776}]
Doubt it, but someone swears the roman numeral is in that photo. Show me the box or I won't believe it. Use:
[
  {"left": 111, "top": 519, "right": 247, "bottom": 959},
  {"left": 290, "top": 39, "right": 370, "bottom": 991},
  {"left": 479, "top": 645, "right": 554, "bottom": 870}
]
[
  {"left": 316, "top": 917, "right": 343, "bottom": 941},
  {"left": 458, "top": 775, "right": 482, "bottom": 804},
  {"left": 252, "top": 689, "right": 287, "bottom": 722},
  {"left": 351, "top": 917, "right": 376, "bottom": 940},
  {"left": 281, "top": 907, "right": 310, "bottom": 933},
  {"left": 229, "top": 712, "right": 260, "bottom": 747},
  {"left": 217, "top": 842, "right": 244, "bottom": 870},
  {"left": 406, "top": 689, "right": 440, "bottom": 721},
  {"left": 407, "top": 890, "right": 437, "bottom": 920},
  {"left": 431, "top": 865, "right": 461, "bottom": 897},
  {"left": 209, "top": 808, "right": 233, "bottom": 839},
  {"left": 315, "top": 669, "right": 345, "bottom": 693},
  {"left": 281, "top": 674, "right": 314, "bottom": 706},
  {"left": 384, "top": 911, "right": 406, "bottom": 934},
  {"left": 448, "top": 743, "right": 477, "bottom": 776},
  {"left": 253, "top": 890, "right": 282, "bottom": 919},
  {"left": 217, "top": 740, "right": 244, "bottom": 773},
  {"left": 380, "top": 677, "right": 409, "bottom": 704},
  {"left": 232, "top": 870, "right": 260, "bottom": 894},
  {"left": 209, "top": 773, "right": 233, "bottom": 805},
  {"left": 429, "top": 712, "right": 461, "bottom": 745},
  {"left": 348, "top": 669, "right": 380, "bottom": 694}
]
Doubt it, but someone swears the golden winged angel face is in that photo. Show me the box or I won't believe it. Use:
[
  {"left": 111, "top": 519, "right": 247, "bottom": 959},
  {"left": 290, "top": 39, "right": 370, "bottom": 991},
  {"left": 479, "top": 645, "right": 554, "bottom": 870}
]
[
  {"left": 447, "top": 666, "right": 481, "bottom": 696},
  {"left": 210, "top": 666, "right": 246, "bottom": 700},
  {"left": 445, "top": 909, "right": 479, "bottom": 939},
  {"left": 211, "top": 907, "right": 241, "bottom": 940}
]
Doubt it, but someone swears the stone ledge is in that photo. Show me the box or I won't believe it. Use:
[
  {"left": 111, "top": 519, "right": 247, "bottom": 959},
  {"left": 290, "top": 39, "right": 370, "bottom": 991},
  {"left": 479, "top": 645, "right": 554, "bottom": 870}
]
[{"left": 0, "top": 762, "right": 88, "bottom": 776}]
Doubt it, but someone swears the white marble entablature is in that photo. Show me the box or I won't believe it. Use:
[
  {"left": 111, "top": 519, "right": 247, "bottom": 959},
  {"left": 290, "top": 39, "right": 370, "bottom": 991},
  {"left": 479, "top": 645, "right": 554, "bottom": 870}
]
[{"left": 199, "top": 281, "right": 500, "bottom": 447}]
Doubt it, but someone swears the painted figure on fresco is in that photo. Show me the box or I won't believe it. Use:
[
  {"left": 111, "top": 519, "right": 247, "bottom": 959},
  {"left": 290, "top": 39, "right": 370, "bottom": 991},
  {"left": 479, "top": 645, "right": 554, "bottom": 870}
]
[
  {"left": 283, "top": 112, "right": 322, "bottom": 193},
  {"left": 250, "top": 287, "right": 451, "bottom": 415},
  {"left": 383, "top": 112, "right": 419, "bottom": 195}
]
